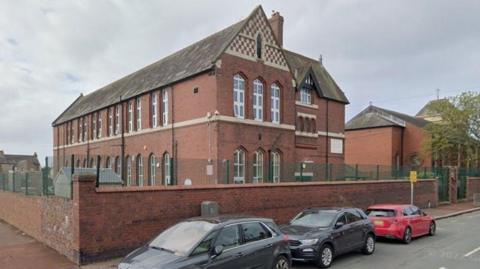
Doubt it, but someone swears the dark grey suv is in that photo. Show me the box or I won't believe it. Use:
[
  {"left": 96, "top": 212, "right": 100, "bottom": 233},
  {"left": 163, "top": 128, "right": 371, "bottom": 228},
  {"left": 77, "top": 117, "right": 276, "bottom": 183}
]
[
  {"left": 281, "top": 208, "right": 375, "bottom": 268},
  {"left": 118, "top": 216, "right": 291, "bottom": 269}
]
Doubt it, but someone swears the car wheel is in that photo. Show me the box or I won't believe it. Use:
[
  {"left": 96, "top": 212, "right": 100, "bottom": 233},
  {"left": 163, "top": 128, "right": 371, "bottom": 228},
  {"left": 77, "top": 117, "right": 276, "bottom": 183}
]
[
  {"left": 403, "top": 227, "right": 412, "bottom": 244},
  {"left": 428, "top": 222, "right": 436, "bottom": 236},
  {"left": 362, "top": 234, "right": 375, "bottom": 255},
  {"left": 316, "top": 244, "right": 333, "bottom": 268},
  {"left": 273, "top": 255, "right": 290, "bottom": 269}
]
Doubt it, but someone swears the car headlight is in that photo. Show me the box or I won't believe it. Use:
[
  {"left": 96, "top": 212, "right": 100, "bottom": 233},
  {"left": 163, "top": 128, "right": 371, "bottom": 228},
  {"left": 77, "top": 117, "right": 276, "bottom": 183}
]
[
  {"left": 118, "top": 263, "right": 131, "bottom": 269},
  {"left": 300, "top": 238, "right": 319, "bottom": 245}
]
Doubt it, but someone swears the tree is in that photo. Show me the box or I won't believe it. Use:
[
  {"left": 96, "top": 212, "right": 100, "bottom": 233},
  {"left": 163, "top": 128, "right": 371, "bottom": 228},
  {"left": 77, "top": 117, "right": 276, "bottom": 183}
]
[{"left": 422, "top": 91, "right": 480, "bottom": 168}]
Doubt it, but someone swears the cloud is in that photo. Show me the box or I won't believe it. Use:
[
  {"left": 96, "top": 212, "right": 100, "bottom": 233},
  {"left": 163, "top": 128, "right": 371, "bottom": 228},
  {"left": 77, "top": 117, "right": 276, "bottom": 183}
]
[{"left": 0, "top": 0, "right": 479, "bottom": 162}]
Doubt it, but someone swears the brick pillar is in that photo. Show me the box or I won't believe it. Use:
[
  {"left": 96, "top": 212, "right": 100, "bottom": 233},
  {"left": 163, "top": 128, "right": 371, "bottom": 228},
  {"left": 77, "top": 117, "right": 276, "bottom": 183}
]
[
  {"left": 448, "top": 167, "right": 458, "bottom": 204},
  {"left": 72, "top": 174, "right": 96, "bottom": 265}
]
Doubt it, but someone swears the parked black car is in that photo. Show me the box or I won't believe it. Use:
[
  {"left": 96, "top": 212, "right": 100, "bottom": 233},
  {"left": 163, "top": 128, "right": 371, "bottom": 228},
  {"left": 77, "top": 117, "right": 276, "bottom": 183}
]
[
  {"left": 118, "top": 216, "right": 291, "bottom": 269},
  {"left": 281, "top": 208, "right": 375, "bottom": 268}
]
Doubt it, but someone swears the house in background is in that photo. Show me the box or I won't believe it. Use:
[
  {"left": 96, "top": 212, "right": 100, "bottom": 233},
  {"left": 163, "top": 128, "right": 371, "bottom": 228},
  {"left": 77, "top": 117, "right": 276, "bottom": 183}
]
[
  {"left": 345, "top": 106, "right": 431, "bottom": 168},
  {"left": 0, "top": 150, "right": 41, "bottom": 172},
  {"left": 52, "top": 6, "right": 349, "bottom": 186},
  {"left": 416, "top": 99, "right": 450, "bottom": 123}
]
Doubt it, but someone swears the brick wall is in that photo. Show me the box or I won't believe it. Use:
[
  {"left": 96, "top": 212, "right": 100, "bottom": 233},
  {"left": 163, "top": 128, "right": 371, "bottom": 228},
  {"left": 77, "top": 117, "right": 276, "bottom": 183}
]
[
  {"left": 467, "top": 177, "right": 480, "bottom": 201},
  {"left": 73, "top": 177, "right": 437, "bottom": 263}
]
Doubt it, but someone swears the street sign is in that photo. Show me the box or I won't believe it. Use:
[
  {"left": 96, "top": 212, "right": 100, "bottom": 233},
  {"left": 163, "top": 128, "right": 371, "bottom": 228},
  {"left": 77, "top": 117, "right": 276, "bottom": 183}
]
[{"left": 410, "top": 171, "right": 417, "bottom": 183}]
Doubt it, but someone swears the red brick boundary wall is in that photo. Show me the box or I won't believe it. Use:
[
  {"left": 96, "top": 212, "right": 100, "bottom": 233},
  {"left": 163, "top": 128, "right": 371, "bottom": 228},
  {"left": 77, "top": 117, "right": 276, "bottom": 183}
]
[
  {"left": 76, "top": 177, "right": 437, "bottom": 263},
  {"left": 0, "top": 177, "right": 438, "bottom": 264},
  {"left": 467, "top": 177, "right": 480, "bottom": 201}
]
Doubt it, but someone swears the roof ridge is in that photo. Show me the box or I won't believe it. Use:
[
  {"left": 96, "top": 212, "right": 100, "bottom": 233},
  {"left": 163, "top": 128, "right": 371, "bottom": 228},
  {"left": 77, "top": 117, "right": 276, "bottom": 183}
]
[{"left": 284, "top": 49, "right": 319, "bottom": 64}]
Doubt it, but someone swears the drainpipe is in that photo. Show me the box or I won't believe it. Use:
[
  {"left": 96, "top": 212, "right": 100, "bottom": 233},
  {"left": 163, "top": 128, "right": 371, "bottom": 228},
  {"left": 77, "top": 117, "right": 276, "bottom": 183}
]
[
  {"left": 120, "top": 96, "right": 126, "bottom": 185},
  {"left": 325, "top": 100, "right": 330, "bottom": 165},
  {"left": 171, "top": 86, "right": 176, "bottom": 185}
]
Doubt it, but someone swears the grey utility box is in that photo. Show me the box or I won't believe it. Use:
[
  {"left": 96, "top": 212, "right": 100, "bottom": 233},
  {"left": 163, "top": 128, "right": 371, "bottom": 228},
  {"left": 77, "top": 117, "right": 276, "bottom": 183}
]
[{"left": 201, "top": 201, "right": 219, "bottom": 217}]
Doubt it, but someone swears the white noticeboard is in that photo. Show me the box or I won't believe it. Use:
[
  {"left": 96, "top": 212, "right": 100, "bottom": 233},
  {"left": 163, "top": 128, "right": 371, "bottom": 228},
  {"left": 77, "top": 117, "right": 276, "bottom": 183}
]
[
  {"left": 330, "top": 138, "right": 343, "bottom": 154},
  {"left": 206, "top": 165, "right": 213, "bottom": 176}
]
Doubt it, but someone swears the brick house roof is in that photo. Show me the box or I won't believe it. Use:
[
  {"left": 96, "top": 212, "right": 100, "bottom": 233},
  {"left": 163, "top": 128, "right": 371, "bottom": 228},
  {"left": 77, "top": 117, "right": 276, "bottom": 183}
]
[
  {"left": 0, "top": 152, "right": 40, "bottom": 166},
  {"left": 53, "top": 5, "right": 348, "bottom": 125},
  {"left": 346, "top": 105, "right": 429, "bottom": 130}
]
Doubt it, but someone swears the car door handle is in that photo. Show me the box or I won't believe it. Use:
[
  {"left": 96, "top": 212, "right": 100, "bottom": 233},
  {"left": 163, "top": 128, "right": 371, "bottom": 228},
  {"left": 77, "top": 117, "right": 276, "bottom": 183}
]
[
  {"left": 235, "top": 252, "right": 244, "bottom": 257},
  {"left": 265, "top": 243, "right": 273, "bottom": 248}
]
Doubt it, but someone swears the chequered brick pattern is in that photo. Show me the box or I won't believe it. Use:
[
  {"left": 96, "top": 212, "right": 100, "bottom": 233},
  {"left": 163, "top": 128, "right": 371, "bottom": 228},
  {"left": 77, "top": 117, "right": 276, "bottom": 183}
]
[
  {"left": 229, "top": 35, "right": 256, "bottom": 57},
  {"left": 241, "top": 11, "right": 276, "bottom": 44},
  {"left": 265, "top": 45, "right": 287, "bottom": 66}
]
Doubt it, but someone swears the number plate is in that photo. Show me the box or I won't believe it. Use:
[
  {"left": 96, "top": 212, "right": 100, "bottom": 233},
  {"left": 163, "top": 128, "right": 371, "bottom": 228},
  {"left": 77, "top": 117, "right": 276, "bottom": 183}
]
[{"left": 374, "top": 220, "right": 384, "bottom": 226}]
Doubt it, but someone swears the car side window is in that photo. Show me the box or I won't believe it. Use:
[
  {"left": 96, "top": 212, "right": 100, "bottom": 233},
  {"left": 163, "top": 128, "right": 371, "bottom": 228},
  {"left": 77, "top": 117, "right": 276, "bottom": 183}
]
[
  {"left": 403, "top": 207, "right": 413, "bottom": 216},
  {"left": 215, "top": 225, "right": 241, "bottom": 250},
  {"left": 346, "top": 211, "right": 363, "bottom": 223},
  {"left": 410, "top": 206, "right": 421, "bottom": 216},
  {"left": 242, "top": 222, "right": 272, "bottom": 244},
  {"left": 191, "top": 230, "right": 219, "bottom": 256},
  {"left": 336, "top": 214, "right": 347, "bottom": 225}
]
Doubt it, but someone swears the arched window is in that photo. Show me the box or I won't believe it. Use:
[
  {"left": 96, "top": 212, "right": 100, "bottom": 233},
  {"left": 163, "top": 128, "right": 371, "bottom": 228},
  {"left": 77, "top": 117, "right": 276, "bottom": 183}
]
[
  {"left": 149, "top": 154, "right": 157, "bottom": 186},
  {"left": 271, "top": 152, "right": 281, "bottom": 183},
  {"left": 163, "top": 153, "right": 171, "bottom": 185},
  {"left": 253, "top": 79, "right": 263, "bottom": 121},
  {"left": 89, "top": 158, "right": 95, "bottom": 168},
  {"left": 115, "top": 156, "right": 120, "bottom": 174},
  {"left": 76, "top": 159, "right": 81, "bottom": 168},
  {"left": 136, "top": 155, "right": 143, "bottom": 186},
  {"left": 126, "top": 156, "right": 131, "bottom": 186},
  {"left": 253, "top": 151, "right": 264, "bottom": 183},
  {"left": 271, "top": 83, "right": 280, "bottom": 124},
  {"left": 105, "top": 157, "right": 111, "bottom": 169},
  {"left": 83, "top": 159, "right": 87, "bottom": 168},
  {"left": 233, "top": 149, "right": 246, "bottom": 184},
  {"left": 233, "top": 74, "right": 245, "bottom": 119},
  {"left": 256, "top": 34, "right": 262, "bottom": 59}
]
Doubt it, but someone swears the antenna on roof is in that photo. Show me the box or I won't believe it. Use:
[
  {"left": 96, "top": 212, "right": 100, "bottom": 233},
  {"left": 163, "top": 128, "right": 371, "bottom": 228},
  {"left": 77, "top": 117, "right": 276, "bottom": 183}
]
[
  {"left": 436, "top": 88, "right": 440, "bottom": 100},
  {"left": 319, "top": 54, "right": 323, "bottom": 65}
]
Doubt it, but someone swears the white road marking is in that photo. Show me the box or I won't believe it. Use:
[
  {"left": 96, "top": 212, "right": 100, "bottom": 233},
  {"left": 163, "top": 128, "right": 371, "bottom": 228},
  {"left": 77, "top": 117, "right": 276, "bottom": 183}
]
[{"left": 464, "top": 246, "right": 480, "bottom": 257}]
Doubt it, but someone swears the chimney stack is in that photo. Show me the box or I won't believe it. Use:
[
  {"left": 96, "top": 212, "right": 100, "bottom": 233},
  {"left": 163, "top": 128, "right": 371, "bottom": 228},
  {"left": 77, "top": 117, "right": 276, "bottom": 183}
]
[{"left": 269, "top": 11, "right": 284, "bottom": 47}]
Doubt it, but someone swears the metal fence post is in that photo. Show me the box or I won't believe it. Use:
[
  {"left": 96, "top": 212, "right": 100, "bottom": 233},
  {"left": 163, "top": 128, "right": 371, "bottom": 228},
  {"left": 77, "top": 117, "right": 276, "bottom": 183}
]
[
  {"left": 355, "top": 164, "right": 359, "bottom": 180},
  {"left": 25, "top": 173, "right": 29, "bottom": 195},
  {"left": 376, "top": 165, "right": 380, "bottom": 180},
  {"left": 96, "top": 155, "right": 101, "bottom": 188}
]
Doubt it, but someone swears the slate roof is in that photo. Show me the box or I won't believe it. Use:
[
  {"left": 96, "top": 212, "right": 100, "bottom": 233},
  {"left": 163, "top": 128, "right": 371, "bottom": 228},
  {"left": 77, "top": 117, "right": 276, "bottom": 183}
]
[
  {"left": 346, "top": 105, "right": 429, "bottom": 131},
  {"left": 0, "top": 154, "right": 40, "bottom": 166},
  {"left": 416, "top": 99, "right": 450, "bottom": 118},
  {"left": 284, "top": 50, "right": 349, "bottom": 104}
]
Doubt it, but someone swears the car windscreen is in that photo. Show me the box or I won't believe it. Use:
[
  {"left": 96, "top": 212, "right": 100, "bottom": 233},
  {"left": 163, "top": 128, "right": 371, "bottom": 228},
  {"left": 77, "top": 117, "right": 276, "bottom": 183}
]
[
  {"left": 149, "top": 221, "right": 216, "bottom": 256},
  {"left": 366, "top": 209, "right": 396, "bottom": 217},
  {"left": 290, "top": 210, "right": 338, "bottom": 228}
]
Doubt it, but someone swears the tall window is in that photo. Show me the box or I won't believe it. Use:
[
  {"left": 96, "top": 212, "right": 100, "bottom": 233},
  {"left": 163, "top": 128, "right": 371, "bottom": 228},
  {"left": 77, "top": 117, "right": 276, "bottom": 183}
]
[
  {"left": 256, "top": 34, "right": 262, "bottom": 59},
  {"left": 151, "top": 92, "right": 158, "bottom": 128},
  {"left": 233, "top": 149, "right": 245, "bottom": 184},
  {"left": 137, "top": 155, "right": 143, "bottom": 186},
  {"left": 233, "top": 75, "right": 245, "bottom": 119},
  {"left": 136, "top": 98, "right": 142, "bottom": 131},
  {"left": 97, "top": 112, "right": 102, "bottom": 138},
  {"left": 253, "top": 151, "right": 264, "bottom": 183},
  {"left": 92, "top": 113, "right": 97, "bottom": 139},
  {"left": 164, "top": 153, "right": 171, "bottom": 185},
  {"left": 115, "top": 156, "right": 120, "bottom": 174},
  {"left": 79, "top": 118, "right": 83, "bottom": 142},
  {"left": 126, "top": 156, "right": 132, "bottom": 186},
  {"left": 253, "top": 79, "right": 263, "bottom": 121},
  {"left": 300, "top": 86, "right": 311, "bottom": 105},
  {"left": 115, "top": 104, "right": 121, "bottom": 135},
  {"left": 271, "top": 152, "right": 281, "bottom": 183},
  {"left": 271, "top": 83, "right": 280, "bottom": 124},
  {"left": 70, "top": 122, "right": 74, "bottom": 144},
  {"left": 108, "top": 107, "right": 113, "bottom": 136},
  {"left": 128, "top": 101, "right": 133, "bottom": 132},
  {"left": 83, "top": 117, "right": 87, "bottom": 141},
  {"left": 162, "top": 90, "right": 169, "bottom": 126},
  {"left": 149, "top": 154, "right": 157, "bottom": 185},
  {"left": 105, "top": 157, "right": 111, "bottom": 169}
]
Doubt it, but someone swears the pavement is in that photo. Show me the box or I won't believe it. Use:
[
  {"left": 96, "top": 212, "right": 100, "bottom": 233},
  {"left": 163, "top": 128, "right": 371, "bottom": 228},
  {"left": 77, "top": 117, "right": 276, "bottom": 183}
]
[{"left": 0, "top": 202, "right": 479, "bottom": 269}]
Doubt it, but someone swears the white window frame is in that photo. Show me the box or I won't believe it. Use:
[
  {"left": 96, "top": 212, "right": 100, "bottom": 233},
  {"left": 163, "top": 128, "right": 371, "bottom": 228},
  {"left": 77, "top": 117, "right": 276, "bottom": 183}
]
[
  {"left": 253, "top": 79, "right": 263, "bottom": 121},
  {"left": 115, "top": 105, "right": 121, "bottom": 135},
  {"left": 234, "top": 149, "right": 245, "bottom": 184},
  {"left": 233, "top": 75, "right": 245, "bottom": 119},
  {"left": 108, "top": 107, "right": 113, "bottom": 136},
  {"left": 164, "top": 153, "right": 171, "bottom": 185},
  {"left": 162, "top": 90, "right": 169, "bottom": 126},
  {"left": 128, "top": 101, "right": 133, "bottom": 133},
  {"left": 272, "top": 152, "right": 280, "bottom": 183},
  {"left": 300, "top": 86, "right": 311, "bottom": 105},
  {"left": 126, "top": 156, "right": 132, "bottom": 186},
  {"left": 152, "top": 92, "right": 158, "bottom": 128},
  {"left": 92, "top": 113, "right": 97, "bottom": 139},
  {"left": 271, "top": 84, "right": 280, "bottom": 124},
  {"left": 115, "top": 156, "right": 121, "bottom": 174},
  {"left": 83, "top": 117, "right": 87, "bottom": 141},
  {"left": 253, "top": 151, "right": 263, "bottom": 183},
  {"left": 137, "top": 155, "right": 143, "bottom": 186},
  {"left": 150, "top": 154, "right": 157, "bottom": 185},
  {"left": 97, "top": 112, "right": 102, "bottom": 138},
  {"left": 79, "top": 118, "right": 83, "bottom": 142},
  {"left": 136, "top": 98, "right": 142, "bottom": 131},
  {"left": 70, "top": 122, "right": 75, "bottom": 144}
]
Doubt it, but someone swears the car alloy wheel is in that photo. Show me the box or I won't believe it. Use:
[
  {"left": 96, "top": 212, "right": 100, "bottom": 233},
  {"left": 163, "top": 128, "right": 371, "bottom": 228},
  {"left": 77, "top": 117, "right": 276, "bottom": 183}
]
[
  {"left": 362, "top": 235, "right": 375, "bottom": 255},
  {"left": 274, "top": 256, "right": 290, "bottom": 269},
  {"left": 403, "top": 227, "right": 412, "bottom": 244},
  {"left": 318, "top": 244, "right": 333, "bottom": 268},
  {"left": 429, "top": 222, "right": 436, "bottom": 236}
]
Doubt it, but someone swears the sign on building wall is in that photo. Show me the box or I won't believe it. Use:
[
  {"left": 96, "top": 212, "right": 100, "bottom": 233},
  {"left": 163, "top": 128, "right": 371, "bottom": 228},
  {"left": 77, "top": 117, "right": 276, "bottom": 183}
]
[{"left": 330, "top": 138, "right": 344, "bottom": 154}]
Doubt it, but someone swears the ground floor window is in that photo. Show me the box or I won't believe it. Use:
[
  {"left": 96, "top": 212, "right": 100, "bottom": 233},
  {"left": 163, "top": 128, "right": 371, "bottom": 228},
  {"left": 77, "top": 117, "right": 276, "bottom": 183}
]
[
  {"left": 126, "top": 156, "right": 132, "bottom": 186},
  {"left": 137, "top": 155, "right": 143, "bottom": 186},
  {"left": 253, "top": 151, "right": 263, "bottom": 183},
  {"left": 164, "top": 153, "right": 171, "bottom": 185},
  {"left": 149, "top": 154, "right": 156, "bottom": 185},
  {"left": 271, "top": 152, "right": 280, "bottom": 183},
  {"left": 234, "top": 149, "right": 245, "bottom": 183}
]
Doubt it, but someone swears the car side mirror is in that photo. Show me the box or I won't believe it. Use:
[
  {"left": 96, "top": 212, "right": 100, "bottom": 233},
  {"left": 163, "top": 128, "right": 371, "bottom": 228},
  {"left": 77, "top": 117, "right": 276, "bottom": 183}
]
[
  {"left": 211, "top": 245, "right": 224, "bottom": 259},
  {"left": 335, "top": 222, "right": 344, "bottom": 229}
]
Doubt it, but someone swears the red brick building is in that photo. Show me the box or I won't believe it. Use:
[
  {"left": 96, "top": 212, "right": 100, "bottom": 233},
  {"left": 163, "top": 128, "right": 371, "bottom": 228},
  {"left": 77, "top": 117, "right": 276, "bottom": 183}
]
[
  {"left": 345, "top": 106, "right": 431, "bottom": 168},
  {"left": 52, "top": 6, "right": 349, "bottom": 185}
]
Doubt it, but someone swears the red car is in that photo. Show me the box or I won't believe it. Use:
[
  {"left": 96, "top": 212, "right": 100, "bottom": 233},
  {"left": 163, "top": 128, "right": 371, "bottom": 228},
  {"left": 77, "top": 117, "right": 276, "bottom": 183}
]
[{"left": 366, "top": 204, "right": 436, "bottom": 243}]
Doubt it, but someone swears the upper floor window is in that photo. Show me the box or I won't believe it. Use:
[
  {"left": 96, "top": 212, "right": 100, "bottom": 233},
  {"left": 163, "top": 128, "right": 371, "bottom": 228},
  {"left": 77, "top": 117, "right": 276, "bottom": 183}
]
[
  {"left": 82, "top": 117, "right": 87, "bottom": 141},
  {"left": 162, "top": 90, "right": 169, "bottom": 126},
  {"left": 97, "top": 112, "right": 102, "bottom": 138},
  {"left": 92, "top": 113, "right": 97, "bottom": 139},
  {"left": 233, "top": 75, "right": 245, "bottom": 119},
  {"left": 151, "top": 92, "right": 158, "bottom": 128},
  {"left": 79, "top": 118, "right": 83, "bottom": 142},
  {"left": 108, "top": 107, "right": 113, "bottom": 136},
  {"left": 271, "top": 83, "right": 280, "bottom": 124},
  {"left": 70, "top": 122, "right": 74, "bottom": 144},
  {"left": 128, "top": 101, "right": 134, "bottom": 133},
  {"left": 300, "top": 86, "right": 311, "bottom": 105},
  {"left": 256, "top": 34, "right": 262, "bottom": 59},
  {"left": 253, "top": 79, "right": 263, "bottom": 121},
  {"left": 136, "top": 98, "right": 142, "bottom": 131},
  {"left": 115, "top": 105, "right": 121, "bottom": 135},
  {"left": 233, "top": 149, "right": 245, "bottom": 184}
]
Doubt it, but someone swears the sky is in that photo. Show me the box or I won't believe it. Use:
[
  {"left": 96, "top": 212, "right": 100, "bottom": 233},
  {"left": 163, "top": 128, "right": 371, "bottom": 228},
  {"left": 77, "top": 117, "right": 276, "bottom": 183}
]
[{"left": 0, "top": 0, "right": 479, "bottom": 162}]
